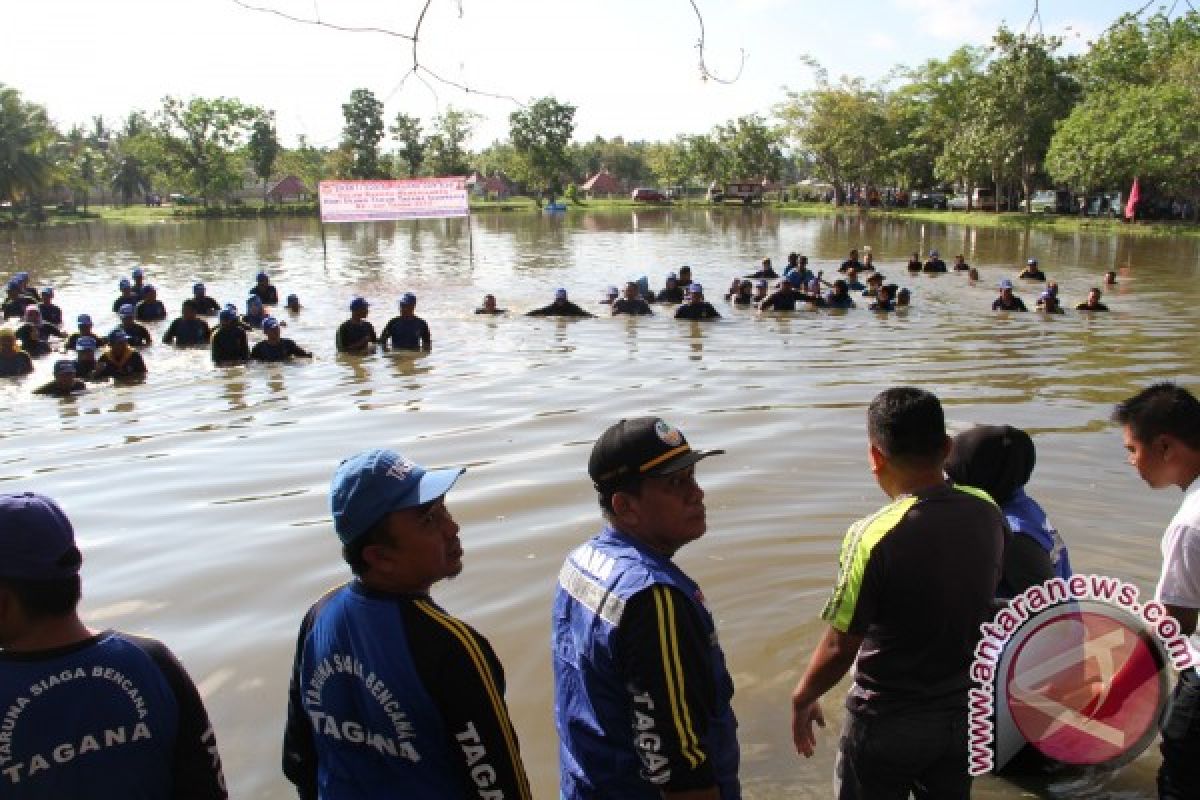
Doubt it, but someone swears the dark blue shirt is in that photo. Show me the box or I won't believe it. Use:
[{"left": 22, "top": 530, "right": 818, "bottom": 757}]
[{"left": 380, "top": 316, "right": 431, "bottom": 349}]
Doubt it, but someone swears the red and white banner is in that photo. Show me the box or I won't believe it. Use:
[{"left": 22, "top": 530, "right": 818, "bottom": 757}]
[{"left": 318, "top": 177, "right": 469, "bottom": 222}]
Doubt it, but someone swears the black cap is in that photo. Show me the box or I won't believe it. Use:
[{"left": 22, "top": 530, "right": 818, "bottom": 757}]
[{"left": 589, "top": 417, "right": 723, "bottom": 493}]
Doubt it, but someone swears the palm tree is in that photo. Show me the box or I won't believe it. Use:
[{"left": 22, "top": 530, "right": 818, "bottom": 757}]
[
  {"left": 110, "top": 155, "right": 151, "bottom": 206},
  {"left": 0, "top": 85, "right": 55, "bottom": 219}
]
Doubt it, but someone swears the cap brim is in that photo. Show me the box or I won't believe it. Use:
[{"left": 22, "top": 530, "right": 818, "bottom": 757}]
[
  {"left": 402, "top": 466, "right": 465, "bottom": 509},
  {"left": 647, "top": 448, "right": 724, "bottom": 477}
]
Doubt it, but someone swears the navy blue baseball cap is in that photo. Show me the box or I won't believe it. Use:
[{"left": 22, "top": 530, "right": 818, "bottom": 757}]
[
  {"left": 0, "top": 492, "right": 81, "bottom": 580},
  {"left": 330, "top": 449, "right": 464, "bottom": 545}
]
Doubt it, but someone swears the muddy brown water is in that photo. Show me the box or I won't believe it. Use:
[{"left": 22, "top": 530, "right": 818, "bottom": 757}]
[{"left": 3, "top": 210, "right": 1198, "bottom": 798}]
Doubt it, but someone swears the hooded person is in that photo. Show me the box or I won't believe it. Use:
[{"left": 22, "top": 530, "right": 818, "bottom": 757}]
[{"left": 945, "top": 424, "right": 1071, "bottom": 596}]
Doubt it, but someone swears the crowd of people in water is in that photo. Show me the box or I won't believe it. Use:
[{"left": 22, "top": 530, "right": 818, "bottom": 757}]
[{"left": 1, "top": 245, "right": 1119, "bottom": 396}]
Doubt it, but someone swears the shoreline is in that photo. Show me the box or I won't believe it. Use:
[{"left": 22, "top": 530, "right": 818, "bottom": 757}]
[{"left": 6, "top": 200, "right": 1198, "bottom": 239}]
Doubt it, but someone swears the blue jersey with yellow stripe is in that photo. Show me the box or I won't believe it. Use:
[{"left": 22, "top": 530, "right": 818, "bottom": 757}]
[{"left": 552, "top": 527, "right": 740, "bottom": 799}]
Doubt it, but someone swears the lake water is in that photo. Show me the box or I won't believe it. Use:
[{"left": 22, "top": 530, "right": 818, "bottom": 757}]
[{"left": 3, "top": 210, "right": 1199, "bottom": 798}]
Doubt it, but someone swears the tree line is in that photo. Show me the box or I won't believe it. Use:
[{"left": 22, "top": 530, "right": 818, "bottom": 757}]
[{"left": 1, "top": 11, "right": 1196, "bottom": 218}]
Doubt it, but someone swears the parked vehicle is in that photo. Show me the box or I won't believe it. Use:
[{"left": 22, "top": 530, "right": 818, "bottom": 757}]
[
  {"left": 714, "top": 181, "right": 764, "bottom": 205},
  {"left": 911, "top": 192, "right": 948, "bottom": 210},
  {"left": 947, "top": 194, "right": 969, "bottom": 211},
  {"left": 1030, "top": 189, "right": 1076, "bottom": 214},
  {"left": 1084, "top": 191, "right": 1123, "bottom": 218},
  {"left": 631, "top": 188, "right": 667, "bottom": 203}
]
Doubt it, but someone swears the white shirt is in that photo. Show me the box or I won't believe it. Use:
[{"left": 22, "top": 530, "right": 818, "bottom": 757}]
[{"left": 1155, "top": 478, "right": 1200, "bottom": 663}]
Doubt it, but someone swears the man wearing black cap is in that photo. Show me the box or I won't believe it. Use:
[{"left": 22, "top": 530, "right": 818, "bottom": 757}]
[
  {"left": 790, "top": 388, "right": 1007, "bottom": 799},
  {"left": 0, "top": 492, "right": 227, "bottom": 798},
  {"left": 283, "top": 449, "right": 531, "bottom": 800},
  {"left": 553, "top": 418, "right": 740, "bottom": 800}
]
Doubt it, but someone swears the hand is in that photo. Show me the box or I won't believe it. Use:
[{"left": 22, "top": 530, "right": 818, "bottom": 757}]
[{"left": 791, "top": 697, "right": 825, "bottom": 758}]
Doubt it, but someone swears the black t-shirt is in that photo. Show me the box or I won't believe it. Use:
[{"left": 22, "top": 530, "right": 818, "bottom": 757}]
[
  {"left": 0, "top": 351, "right": 35, "bottom": 376},
  {"left": 163, "top": 318, "right": 211, "bottom": 346},
  {"left": 922, "top": 259, "right": 947, "bottom": 273},
  {"left": 611, "top": 298, "right": 653, "bottom": 316},
  {"left": 336, "top": 319, "right": 377, "bottom": 352},
  {"left": 249, "top": 285, "right": 280, "bottom": 305},
  {"left": 1018, "top": 269, "right": 1046, "bottom": 281},
  {"left": 838, "top": 259, "right": 864, "bottom": 273},
  {"left": 136, "top": 300, "right": 168, "bottom": 321},
  {"left": 94, "top": 349, "right": 148, "bottom": 378},
  {"left": 674, "top": 302, "right": 721, "bottom": 320},
  {"left": 906, "top": 259, "right": 922, "bottom": 273},
  {"left": 1076, "top": 302, "right": 1109, "bottom": 312},
  {"left": 33, "top": 379, "right": 87, "bottom": 396},
  {"left": 210, "top": 326, "right": 249, "bottom": 363},
  {"left": 525, "top": 302, "right": 594, "bottom": 318},
  {"left": 822, "top": 483, "right": 1009, "bottom": 715},
  {"left": 251, "top": 338, "right": 311, "bottom": 361},
  {"left": 655, "top": 287, "right": 684, "bottom": 304},
  {"left": 759, "top": 291, "right": 803, "bottom": 311},
  {"left": 116, "top": 323, "right": 154, "bottom": 347},
  {"left": 993, "top": 296, "right": 1028, "bottom": 312},
  {"left": 192, "top": 296, "right": 221, "bottom": 315},
  {"left": 380, "top": 315, "right": 432, "bottom": 349}
]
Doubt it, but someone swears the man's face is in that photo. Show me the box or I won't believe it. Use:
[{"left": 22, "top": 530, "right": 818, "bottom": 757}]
[
  {"left": 849, "top": 249, "right": 858, "bottom": 259},
  {"left": 623, "top": 285, "right": 639, "bottom": 301},
  {"left": 483, "top": 295, "right": 496, "bottom": 311},
  {"left": 689, "top": 291, "right": 704, "bottom": 304},
  {"left": 0, "top": 338, "right": 14, "bottom": 354},
  {"left": 626, "top": 467, "right": 707, "bottom": 552},
  {"left": 55, "top": 371, "right": 76, "bottom": 387},
  {"left": 1001, "top": 288, "right": 1014, "bottom": 301},
  {"left": 1088, "top": 290, "right": 1102, "bottom": 305},
  {"left": 1123, "top": 426, "right": 1172, "bottom": 489},
  {"left": 183, "top": 306, "right": 197, "bottom": 320},
  {"left": 266, "top": 327, "right": 281, "bottom": 342},
  {"left": 372, "top": 499, "right": 463, "bottom": 591},
  {"left": 847, "top": 267, "right": 858, "bottom": 281}
]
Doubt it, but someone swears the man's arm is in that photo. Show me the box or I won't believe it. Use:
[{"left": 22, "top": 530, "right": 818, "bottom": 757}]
[
  {"left": 617, "top": 585, "right": 722, "bottom": 797},
  {"left": 130, "top": 637, "right": 228, "bottom": 800},
  {"left": 790, "top": 626, "right": 863, "bottom": 758},
  {"left": 282, "top": 608, "right": 319, "bottom": 800},
  {"left": 421, "top": 319, "right": 432, "bottom": 349},
  {"left": 409, "top": 598, "right": 532, "bottom": 800}
]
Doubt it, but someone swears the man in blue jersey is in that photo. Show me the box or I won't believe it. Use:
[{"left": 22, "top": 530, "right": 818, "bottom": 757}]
[
  {"left": 553, "top": 417, "right": 741, "bottom": 799},
  {"left": 790, "top": 387, "right": 1007, "bottom": 799},
  {"left": 283, "top": 449, "right": 531, "bottom": 800},
  {"left": 0, "top": 492, "right": 227, "bottom": 799}
]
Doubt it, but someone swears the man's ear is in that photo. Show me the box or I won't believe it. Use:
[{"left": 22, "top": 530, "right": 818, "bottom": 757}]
[
  {"left": 610, "top": 490, "right": 639, "bottom": 526},
  {"left": 867, "top": 442, "right": 886, "bottom": 475}
]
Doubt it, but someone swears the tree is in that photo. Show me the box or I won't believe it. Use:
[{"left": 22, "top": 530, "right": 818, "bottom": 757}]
[
  {"left": 340, "top": 88, "right": 386, "bottom": 179},
  {"left": 276, "top": 135, "right": 329, "bottom": 196},
  {"left": 110, "top": 155, "right": 152, "bottom": 206},
  {"left": 646, "top": 136, "right": 693, "bottom": 190},
  {"left": 157, "top": 95, "right": 262, "bottom": 206},
  {"left": 389, "top": 113, "right": 424, "bottom": 177},
  {"left": 0, "top": 84, "right": 55, "bottom": 216},
  {"left": 509, "top": 96, "right": 576, "bottom": 199},
  {"left": 247, "top": 112, "right": 281, "bottom": 202},
  {"left": 776, "top": 76, "right": 885, "bottom": 205},
  {"left": 426, "top": 106, "right": 480, "bottom": 177},
  {"left": 713, "top": 114, "right": 784, "bottom": 184},
  {"left": 977, "top": 29, "right": 1078, "bottom": 212}
]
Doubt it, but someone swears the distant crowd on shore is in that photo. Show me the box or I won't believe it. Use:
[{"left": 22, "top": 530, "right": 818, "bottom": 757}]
[{"left": 1, "top": 245, "right": 1119, "bottom": 396}]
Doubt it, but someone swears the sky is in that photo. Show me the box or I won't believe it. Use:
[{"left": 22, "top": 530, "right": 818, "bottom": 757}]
[{"left": 3, "top": 0, "right": 1144, "bottom": 151}]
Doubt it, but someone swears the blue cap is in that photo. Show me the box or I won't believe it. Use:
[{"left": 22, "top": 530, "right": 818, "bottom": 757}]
[
  {"left": 75, "top": 336, "right": 97, "bottom": 351},
  {"left": 262, "top": 316, "right": 280, "bottom": 331},
  {"left": 14, "top": 272, "right": 28, "bottom": 281},
  {"left": 554, "top": 288, "right": 568, "bottom": 300},
  {"left": 142, "top": 284, "right": 155, "bottom": 293},
  {"left": 109, "top": 330, "right": 128, "bottom": 344},
  {"left": 400, "top": 292, "right": 417, "bottom": 306},
  {"left": 119, "top": 304, "right": 135, "bottom": 316},
  {"left": 132, "top": 268, "right": 144, "bottom": 278},
  {"left": 256, "top": 271, "right": 269, "bottom": 281},
  {"left": 286, "top": 293, "right": 299, "bottom": 304},
  {"left": 666, "top": 272, "right": 677, "bottom": 281},
  {"left": 53, "top": 359, "right": 77, "bottom": 375},
  {"left": 1027, "top": 258, "right": 1038, "bottom": 266},
  {"left": 77, "top": 314, "right": 92, "bottom": 326},
  {"left": 119, "top": 279, "right": 131, "bottom": 290},
  {"left": 193, "top": 282, "right": 205, "bottom": 292},
  {"left": 0, "top": 493, "right": 80, "bottom": 580},
  {"left": 330, "top": 449, "right": 465, "bottom": 545},
  {"left": 999, "top": 279, "right": 1014, "bottom": 290},
  {"left": 350, "top": 296, "right": 369, "bottom": 311},
  {"left": 218, "top": 308, "right": 237, "bottom": 323},
  {"left": 40, "top": 287, "right": 53, "bottom": 297},
  {"left": 689, "top": 283, "right": 704, "bottom": 294}
]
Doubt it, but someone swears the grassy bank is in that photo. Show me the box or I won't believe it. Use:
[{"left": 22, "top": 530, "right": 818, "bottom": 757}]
[{"left": 7, "top": 199, "right": 1198, "bottom": 238}]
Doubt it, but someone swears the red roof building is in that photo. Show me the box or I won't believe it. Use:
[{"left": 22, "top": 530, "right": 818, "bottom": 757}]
[
  {"left": 267, "top": 175, "right": 310, "bottom": 203},
  {"left": 582, "top": 170, "right": 623, "bottom": 197}
]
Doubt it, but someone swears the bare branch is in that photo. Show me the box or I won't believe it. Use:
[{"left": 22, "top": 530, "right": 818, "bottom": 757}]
[
  {"left": 688, "top": 0, "right": 746, "bottom": 84},
  {"left": 230, "top": 0, "right": 414, "bottom": 40}
]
